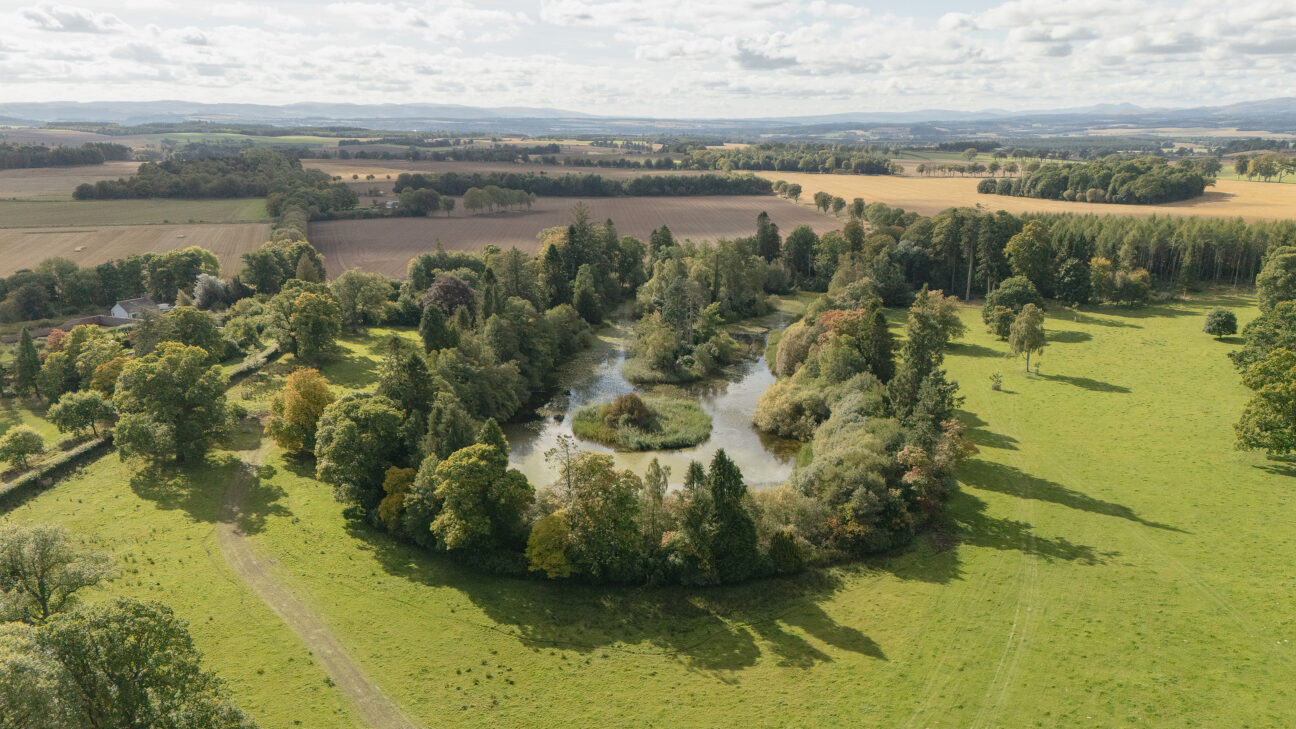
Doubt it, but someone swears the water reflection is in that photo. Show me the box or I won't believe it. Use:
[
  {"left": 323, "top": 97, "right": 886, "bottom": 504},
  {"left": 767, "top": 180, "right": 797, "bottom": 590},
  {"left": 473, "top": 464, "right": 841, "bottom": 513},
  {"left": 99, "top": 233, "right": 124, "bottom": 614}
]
[{"left": 503, "top": 311, "right": 801, "bottom": 490}]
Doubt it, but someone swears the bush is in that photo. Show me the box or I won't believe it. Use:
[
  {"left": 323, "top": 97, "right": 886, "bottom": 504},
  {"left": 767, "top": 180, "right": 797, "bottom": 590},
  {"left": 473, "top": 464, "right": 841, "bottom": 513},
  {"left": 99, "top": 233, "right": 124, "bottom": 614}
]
[{"left": 1203, "top": 308, "right": 1238, "bottom": 339}]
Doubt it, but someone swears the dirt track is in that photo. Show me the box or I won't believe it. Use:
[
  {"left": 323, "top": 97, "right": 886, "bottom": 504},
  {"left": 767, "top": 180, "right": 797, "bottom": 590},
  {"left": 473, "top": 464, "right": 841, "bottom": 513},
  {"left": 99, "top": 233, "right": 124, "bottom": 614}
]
[{"left": 217, "top": 446, "right": 418, "bottom": 729}]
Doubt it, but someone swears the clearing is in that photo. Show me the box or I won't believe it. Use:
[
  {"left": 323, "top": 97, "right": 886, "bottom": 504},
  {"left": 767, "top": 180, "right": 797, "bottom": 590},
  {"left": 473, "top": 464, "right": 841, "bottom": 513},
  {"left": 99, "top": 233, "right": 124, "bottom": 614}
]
[
  {"left": 5, "top": 295, "right": 1293, "bottom": 729},
  {"left": 309, "top": 196, "right": 837, "bottom": 278},
  {"left": 760, "top": 172, "right": 1296, "bottom": 222},
  {"left": 0, "top": 222, "right": 269, "bottom": 276}
]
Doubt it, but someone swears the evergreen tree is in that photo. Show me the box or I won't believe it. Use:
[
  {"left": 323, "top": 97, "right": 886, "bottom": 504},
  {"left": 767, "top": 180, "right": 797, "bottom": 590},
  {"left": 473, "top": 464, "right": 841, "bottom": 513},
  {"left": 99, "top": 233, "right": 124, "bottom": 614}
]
[
  {"left": 705, "top": 450, "right": 759, "bottom": 583},
  {"left": 14, "top": 328, "right": 40, "bottom": 397},
  {"left": 418, "top": 304, "right": 456, "bottom": 353}
]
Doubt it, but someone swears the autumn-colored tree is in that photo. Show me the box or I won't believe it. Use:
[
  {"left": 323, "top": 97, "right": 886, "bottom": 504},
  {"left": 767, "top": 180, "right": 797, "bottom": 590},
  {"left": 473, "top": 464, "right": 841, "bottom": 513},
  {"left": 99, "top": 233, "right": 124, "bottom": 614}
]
[
  {"left": 377, "top": 466, "right": 416, "bottom": 530},
  {"left": 266, "top": 368, "right": 336, "bottom": 454}
]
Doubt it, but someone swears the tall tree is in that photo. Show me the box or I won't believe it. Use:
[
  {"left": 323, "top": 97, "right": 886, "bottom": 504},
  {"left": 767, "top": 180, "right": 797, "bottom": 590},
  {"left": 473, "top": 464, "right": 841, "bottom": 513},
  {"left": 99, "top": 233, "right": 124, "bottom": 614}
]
[
  {"left": 266, "top": 368, "right": 335, "bottom": 454},
  {"left": 14, "top": 328, "right": 40, "bottom": 397},
  {"left": 0, "top": 524, "right": 114, "bottom": 625},
  {"left": 1009, "top": 303, "right": 1047, "bottom": 372},
  {"left": 113, "top": 343, "right": 229, "bottom": 464}
]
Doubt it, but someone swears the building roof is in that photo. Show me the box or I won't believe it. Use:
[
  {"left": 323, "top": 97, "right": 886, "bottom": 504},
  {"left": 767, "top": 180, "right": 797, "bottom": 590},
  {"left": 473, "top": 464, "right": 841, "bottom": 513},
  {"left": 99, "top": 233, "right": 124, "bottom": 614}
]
[{"left": 113, "top": 296, "right": 162, "bottom": 315}]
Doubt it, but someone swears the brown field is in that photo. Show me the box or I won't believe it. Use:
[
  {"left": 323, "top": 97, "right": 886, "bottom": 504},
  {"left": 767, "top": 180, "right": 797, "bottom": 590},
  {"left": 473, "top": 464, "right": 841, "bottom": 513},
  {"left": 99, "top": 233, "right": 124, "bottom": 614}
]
[
  {"left": 758, "top": 172, "right": 1296, "bottom": 222},
  {"left": 0, "top": 161, "right": 139, "bottom": 200},
  {"left": 0, "top": 222, "right": 269, "bottom": 276},
  {"left": 309, "top": 158, "right": 699, "bottom": 181},
  {"left": 310, "top": 195, "right": 836, "bottom": 278}
]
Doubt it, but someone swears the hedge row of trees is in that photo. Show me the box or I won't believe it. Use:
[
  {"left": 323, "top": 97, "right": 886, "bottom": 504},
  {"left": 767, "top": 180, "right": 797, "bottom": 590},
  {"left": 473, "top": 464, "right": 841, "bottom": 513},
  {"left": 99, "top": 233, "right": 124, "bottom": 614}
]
[
  {"left": 1233, "top": 246, "right": 1296, "bottom": 454},
  {"left": 391, "top": 170, "right": 772, "bottom": 197},
  {"left": 71, "top": 149, "right": 357, "bottom": 212},
  {"left": 976, "top": 155, "right": 1212, "bottom": 204},
  {"left": 0, "top": 142, "right": 131, "bottom": 170},
  {"left": 673, "top": 142, "right": 899, "bottom": 175}
]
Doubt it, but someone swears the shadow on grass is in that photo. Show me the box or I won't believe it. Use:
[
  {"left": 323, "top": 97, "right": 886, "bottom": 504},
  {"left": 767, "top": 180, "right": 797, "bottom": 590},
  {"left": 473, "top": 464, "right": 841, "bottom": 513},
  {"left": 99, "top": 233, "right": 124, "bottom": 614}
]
[
  {"left": 957, "top": 409, "right": 1019, "bottom": 451},
  {"left": 1255, "top": 457, "right": 1296, "bottom": 479},
  {"left": 959, "top": 458, "right": 1184, "bottom": 533},
  {"left": 321, "top": 348, "right": 380, "bottom": 389},
  {"left": 345, "top": 522, "right": 885, "bottom": 674},
  {"left": 1048, "top": 330, "right": 1092, "bottom": 344},
  {"left": 1039, "top": 372, "right": 1130, "bottom": 393},
  {"left": 949, "top": 341, "right": 1002, "bottom": 359},
  {"left": 128, "top": 452, "right": 290, "bottom": 535}
]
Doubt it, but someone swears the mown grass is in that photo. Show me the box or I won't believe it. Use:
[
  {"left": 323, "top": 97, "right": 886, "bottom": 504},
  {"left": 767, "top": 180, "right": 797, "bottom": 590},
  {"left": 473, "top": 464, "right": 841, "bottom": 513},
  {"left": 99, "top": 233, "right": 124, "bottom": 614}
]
[
  {"left": 572, "top": 396, "right": 712, "bottom": 451},
  {"left": 8, "top": 293, "right": 1296, "bottom": 729},
  {"left": 0, "top": 449, "right": 362, "bottom": 729},
  {"left": 0, "top": 198, "right": 269, "bottom": 227}
]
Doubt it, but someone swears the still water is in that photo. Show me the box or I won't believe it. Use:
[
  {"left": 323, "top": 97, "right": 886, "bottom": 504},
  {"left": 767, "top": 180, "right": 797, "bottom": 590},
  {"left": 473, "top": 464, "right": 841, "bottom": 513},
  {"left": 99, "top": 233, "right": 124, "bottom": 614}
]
[{"left": 503, "top": 311, "right": 801, "bottom": 490}]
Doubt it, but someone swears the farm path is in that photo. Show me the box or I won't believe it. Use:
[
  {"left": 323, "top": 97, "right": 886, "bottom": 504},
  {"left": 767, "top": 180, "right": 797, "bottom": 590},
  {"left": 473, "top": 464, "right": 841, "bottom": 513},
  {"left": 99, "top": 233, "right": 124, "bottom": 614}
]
[{"left": 217, "top": 443, "right": 420, "bottom": 729}]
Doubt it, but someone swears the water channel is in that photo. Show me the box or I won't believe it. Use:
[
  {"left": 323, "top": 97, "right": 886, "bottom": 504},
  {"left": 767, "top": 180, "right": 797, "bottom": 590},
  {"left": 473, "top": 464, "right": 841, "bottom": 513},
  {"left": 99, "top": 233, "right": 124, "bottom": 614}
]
[{"left": 503, "top": 308, "right": 802, "bottom": 489}]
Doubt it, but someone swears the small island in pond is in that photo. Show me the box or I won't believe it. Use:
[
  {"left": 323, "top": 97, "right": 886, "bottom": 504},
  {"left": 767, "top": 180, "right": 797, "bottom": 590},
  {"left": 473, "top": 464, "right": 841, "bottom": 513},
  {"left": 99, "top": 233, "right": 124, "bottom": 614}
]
[{"left": 572, "top": 393, "right": 712, "bottom": 451}]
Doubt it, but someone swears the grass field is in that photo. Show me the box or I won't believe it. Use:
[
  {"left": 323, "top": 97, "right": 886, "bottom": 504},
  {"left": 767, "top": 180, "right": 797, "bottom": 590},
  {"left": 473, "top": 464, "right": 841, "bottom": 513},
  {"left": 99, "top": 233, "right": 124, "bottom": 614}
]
[
  {"left": 309, "top": 196, "right": 835, "bottom": 278},
  {"left": 6, "top": 293, "right": 1292, "bottom": 728},
  {"left": 0, "top": 198, "right": 267, "bottom": 228},
  {"left": 761, "top": 172, "right": 1296, "bottom": 222},
  {"left": 0, "top": 222, "right": 270, "bottom": 276},
  {"left": 0, "top": 161, "right": 141, "bottom": 201}
]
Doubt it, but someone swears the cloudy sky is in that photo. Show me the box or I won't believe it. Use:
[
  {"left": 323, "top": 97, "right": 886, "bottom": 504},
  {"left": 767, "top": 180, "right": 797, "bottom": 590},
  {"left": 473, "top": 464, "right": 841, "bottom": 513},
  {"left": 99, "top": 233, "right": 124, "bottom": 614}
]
[{"left": 1, "top": 0, "right": 1293, "bottom": 118}]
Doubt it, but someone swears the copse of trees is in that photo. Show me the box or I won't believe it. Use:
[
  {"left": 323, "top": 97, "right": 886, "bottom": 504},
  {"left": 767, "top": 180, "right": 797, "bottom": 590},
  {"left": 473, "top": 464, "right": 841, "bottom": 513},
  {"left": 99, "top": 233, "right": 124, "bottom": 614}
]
[
  {"left": 0, "top": 142, "right": 131, "bottom": 170},
  {"left": 977, "top": 155, "right": 1212, "bottom": 204}
]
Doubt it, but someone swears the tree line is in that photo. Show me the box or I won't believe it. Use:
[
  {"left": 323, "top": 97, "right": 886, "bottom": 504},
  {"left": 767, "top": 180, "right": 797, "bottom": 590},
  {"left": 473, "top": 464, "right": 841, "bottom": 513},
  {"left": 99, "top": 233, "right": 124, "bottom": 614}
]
[
  {"left": 391, "top": 170, "right": 772, "bottom": 197},
  {"left": 0, "top": 142, "right": 131, "bottom": 170},
  {"left": 977, "top": 155, "right": 1213, "bottom": 204},
  {"left": 672, "top": 142, "right": 899, "bottom": 175},
  {"left": 1232, "top": 245, "right": 1296, "bottom": 455}
]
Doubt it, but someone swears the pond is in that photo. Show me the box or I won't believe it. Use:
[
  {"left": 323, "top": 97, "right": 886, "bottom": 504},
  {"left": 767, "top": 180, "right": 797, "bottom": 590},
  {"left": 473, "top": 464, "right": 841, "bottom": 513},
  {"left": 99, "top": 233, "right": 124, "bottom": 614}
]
[{"left": 503, "top": 308, "right": 802, "bottom": 490}]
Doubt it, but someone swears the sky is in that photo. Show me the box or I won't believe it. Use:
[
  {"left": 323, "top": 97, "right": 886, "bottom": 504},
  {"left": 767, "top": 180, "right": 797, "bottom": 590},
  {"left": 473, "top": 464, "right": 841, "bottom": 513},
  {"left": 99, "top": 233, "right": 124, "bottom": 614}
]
[{"left": 0, "top": 0, "right": 1294, "bottom": 118}]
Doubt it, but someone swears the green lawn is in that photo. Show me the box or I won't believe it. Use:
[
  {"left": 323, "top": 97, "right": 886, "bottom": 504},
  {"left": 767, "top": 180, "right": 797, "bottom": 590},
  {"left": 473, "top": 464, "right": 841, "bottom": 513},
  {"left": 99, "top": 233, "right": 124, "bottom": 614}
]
[
  {"left": 7, "top": 295, "right": 1295, "bottom": 728},
  {"left": 0, "top": 397, "right": 62, "bottom": 444},
  {"left": 0, "top": 198, "right": 268, "bottom": 227}
]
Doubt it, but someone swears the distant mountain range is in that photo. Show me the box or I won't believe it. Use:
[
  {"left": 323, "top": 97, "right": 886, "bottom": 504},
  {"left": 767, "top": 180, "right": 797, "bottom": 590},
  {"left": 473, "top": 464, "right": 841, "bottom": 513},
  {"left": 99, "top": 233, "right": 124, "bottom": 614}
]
[{"left": 2, "top": 98, "right": 1294, "bottom": 139}]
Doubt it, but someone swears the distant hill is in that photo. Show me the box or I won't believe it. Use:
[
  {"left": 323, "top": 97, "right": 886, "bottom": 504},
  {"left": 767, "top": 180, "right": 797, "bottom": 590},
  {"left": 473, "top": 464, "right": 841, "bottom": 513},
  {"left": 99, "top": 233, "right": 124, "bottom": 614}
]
[{"left": 2, "top": 98, "right": 1293, "bottom": 139}]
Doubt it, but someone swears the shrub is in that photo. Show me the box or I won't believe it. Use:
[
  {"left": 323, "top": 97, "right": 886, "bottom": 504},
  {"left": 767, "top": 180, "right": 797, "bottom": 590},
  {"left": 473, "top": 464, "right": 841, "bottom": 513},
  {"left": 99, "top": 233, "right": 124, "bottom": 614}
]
[{"left": 1203, "top": 308, "right": 1238, "bottom": 339}]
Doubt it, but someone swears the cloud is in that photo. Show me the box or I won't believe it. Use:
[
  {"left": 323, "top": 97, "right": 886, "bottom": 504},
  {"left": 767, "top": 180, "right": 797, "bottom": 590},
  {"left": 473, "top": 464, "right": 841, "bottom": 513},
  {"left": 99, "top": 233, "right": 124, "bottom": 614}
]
[
  {"left": 731, "top": 43, "right": 796, "bottom": 71},
  {"left": 20, "top": 2, "right": 124, "bottom": 33},
  {"left": 110, "top": 42, "right": 164, "bottom": 64}
]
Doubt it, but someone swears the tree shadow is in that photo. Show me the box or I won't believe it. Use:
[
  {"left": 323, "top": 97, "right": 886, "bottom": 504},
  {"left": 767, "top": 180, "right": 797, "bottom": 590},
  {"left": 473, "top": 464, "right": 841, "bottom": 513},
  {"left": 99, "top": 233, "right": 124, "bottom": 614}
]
[
  {"left": 948, "top": 341, "right": 1002, "bottom": 358},
  {"left": 1038, "top": 373, "right": 1130, "bottom": 393},
  {"left": 128, "top": 453, "right": 290, "bottom": 534},
  {"left": 946, "top": 489, "right": 1113, "bottom": 564},
  {"left": 322, "top": 350, "right": 380, "bottom": 389},
  {"left": 344, "top": 522, "right": 886, "bottom": 675},
  {"left": 1048, "top": 331, "right": 1092, "bottom": 344},
  {"left": 1254, "top": 457, "right": 1296, "bottom": 479},
  {"left": 956, "top": 409, "right": 1019, "bottom": 451},
  {"left": 959, "top": 459, "right": 1184, "bottom": 533}
]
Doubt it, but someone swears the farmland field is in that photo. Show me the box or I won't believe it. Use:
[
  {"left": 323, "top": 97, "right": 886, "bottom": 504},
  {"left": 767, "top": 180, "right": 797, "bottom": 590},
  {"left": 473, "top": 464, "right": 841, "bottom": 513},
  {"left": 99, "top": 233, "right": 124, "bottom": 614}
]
[
  {"left": 0, "top": 198, "right": 268, "bottom": 228},
  {"left": 6, "top": 295, "right": 1292, "bottom": 729},
  {"left": 310, "top": 195, "right": 837, "bottom": 278},
  {"left": 759, "top": 172, "right": 1296, "bottom": 222},
  {"left": 0, "top": 161, "right": 141, "bottom": 200},
  {"left": 0, "top": 222, "right": 269, "bottom": 276}
]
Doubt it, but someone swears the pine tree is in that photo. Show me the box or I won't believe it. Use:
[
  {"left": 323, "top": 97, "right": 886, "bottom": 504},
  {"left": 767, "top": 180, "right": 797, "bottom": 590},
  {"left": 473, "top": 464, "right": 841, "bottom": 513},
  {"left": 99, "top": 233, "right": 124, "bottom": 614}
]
[
  {"left": 14, "top": 328, "right": 41, "bottom": 397},
  {"left": 706, "top": 450, "right": 759, "bottom": 583},
  {"left": 419, "top": 305, "right": 456, "bottom": 353}
]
